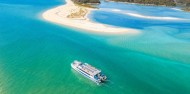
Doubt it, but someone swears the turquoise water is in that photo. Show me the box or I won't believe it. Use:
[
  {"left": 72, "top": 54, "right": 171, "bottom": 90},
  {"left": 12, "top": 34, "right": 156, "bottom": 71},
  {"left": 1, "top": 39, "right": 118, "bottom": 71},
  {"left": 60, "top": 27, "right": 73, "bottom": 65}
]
[{"left": 0, "top": 0, "right": 190, "bottom": 94}]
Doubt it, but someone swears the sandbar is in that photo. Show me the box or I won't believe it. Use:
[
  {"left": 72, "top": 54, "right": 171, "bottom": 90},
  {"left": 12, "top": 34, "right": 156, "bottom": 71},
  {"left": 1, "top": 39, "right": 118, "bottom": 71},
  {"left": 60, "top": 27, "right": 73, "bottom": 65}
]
[{"left": 42, "top": 0, "right": 139, "bottom": 34}]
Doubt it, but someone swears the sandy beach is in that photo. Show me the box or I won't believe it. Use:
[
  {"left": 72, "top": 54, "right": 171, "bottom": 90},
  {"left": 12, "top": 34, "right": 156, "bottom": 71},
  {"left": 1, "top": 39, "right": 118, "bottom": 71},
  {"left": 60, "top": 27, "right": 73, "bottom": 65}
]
[{"left": 42, "top": 0, "right": 139, "bottom": 34}]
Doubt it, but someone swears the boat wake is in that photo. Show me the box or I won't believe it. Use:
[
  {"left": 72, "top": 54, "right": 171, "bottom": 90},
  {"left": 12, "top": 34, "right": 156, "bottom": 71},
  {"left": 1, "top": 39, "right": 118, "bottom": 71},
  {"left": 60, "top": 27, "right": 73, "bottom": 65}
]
[{"left": 102, "top": 80, "right": 115, "bottom": 86}]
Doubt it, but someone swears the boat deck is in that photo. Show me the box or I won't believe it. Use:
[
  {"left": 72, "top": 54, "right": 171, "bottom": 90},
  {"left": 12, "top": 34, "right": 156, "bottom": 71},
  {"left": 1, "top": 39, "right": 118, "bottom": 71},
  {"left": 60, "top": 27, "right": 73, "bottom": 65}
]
[{"left": 78, "top": 63, "right": 101, "bottom": 76}]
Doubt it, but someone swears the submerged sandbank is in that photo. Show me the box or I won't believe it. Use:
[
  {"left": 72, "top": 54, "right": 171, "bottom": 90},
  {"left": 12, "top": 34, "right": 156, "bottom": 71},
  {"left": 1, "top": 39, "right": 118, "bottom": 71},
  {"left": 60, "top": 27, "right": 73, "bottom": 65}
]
[{"left": 42, "top": 0, "right": 139, "bottom": 34}]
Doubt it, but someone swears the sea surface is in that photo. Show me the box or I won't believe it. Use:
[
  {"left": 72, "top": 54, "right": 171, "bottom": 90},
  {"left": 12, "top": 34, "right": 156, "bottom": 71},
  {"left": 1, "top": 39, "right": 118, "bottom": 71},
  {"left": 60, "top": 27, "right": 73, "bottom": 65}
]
[{"left": 0, "top": 0, "right": 190, "bottom": 94}]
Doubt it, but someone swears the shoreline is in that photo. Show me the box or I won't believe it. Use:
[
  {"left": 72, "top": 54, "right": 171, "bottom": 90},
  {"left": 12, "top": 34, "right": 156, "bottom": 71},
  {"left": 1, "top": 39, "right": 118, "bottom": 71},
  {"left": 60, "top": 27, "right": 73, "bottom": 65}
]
[
  {"left": 105, "top": 0, "right": 176, "bottom": 7},
  {"left": 42, "top": 0, "right": 139, "bottom": 34}
]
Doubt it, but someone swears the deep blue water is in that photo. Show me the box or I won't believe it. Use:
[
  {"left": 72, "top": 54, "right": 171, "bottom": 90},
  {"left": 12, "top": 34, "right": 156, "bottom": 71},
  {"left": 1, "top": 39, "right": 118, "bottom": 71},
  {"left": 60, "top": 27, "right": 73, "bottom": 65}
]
[{"left": 91, "top": 11, "right": 190, "bottom": 30}]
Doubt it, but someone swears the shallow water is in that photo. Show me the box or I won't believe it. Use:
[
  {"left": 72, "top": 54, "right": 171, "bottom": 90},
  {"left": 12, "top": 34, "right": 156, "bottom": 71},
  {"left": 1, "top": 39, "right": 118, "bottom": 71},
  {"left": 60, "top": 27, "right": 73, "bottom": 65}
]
[{"left": 0, "top": 0, "right": 190, "bottom": 94}]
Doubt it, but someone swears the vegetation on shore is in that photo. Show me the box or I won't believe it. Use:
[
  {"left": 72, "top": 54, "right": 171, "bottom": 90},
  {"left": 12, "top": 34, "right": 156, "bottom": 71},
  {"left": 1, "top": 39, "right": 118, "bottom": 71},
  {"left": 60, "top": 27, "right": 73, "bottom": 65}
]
[
  {"left": 176, "top": 0, "right": 190, "bottom": 11},
  {"left": 176, "top": 0, "right": 190, "bottom": 6},
  {"left": 107, "top": 0, "right": 190, "bottom": 11},
  {"left": 71, "top": 0, "right": 190, "bottom": 12},
  {"left": 74, "top": 2, "right": 98, "bottom": 8},
  {"left": 108, "top": 0, "right": 190, "bottom": 7},
  {"left": 72, "top": 0, "right": 100, "bottom": 4},
  {"left": 108, "top": 0, "right": 176, "bottom": 6},
  {"left": 67, "top": 8, "right": 87, "bottom": 18},
  {"left": 183, "top": 7, "right": 190, "bottom": 11}
]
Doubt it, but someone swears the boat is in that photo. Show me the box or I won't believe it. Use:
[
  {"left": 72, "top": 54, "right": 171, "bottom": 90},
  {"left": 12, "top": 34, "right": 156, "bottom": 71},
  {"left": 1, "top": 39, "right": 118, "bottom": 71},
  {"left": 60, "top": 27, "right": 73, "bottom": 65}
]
[{"left": 71, "top": 60, "right": 107, "bottom": 84}]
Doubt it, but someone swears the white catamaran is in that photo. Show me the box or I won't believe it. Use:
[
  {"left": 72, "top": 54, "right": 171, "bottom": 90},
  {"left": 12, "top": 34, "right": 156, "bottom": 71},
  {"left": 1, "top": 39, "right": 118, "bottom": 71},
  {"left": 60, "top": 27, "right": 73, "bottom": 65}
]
[{"left": 71, "top": 60, "right": 107, "bottom": 84}]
